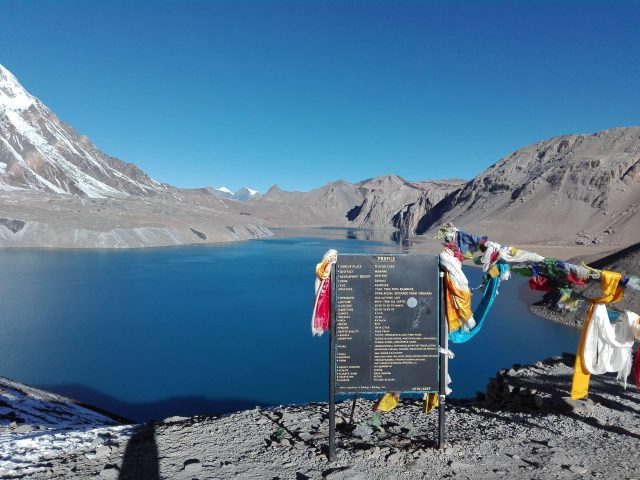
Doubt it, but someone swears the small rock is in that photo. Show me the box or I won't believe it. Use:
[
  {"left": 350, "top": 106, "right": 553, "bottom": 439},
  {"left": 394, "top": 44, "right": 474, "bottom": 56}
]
[
  {"left": 366, "top": 446, "right": 380, "bottom": 458},
  {"left": 386, "top": 452, "right": 401, "bottom": 465},
  {"left": 324, "top": 467, "right": 366, "bottom": 480},
  {"left": 568, "top": 465, "right": 589, "bottom": 475},
  {"left": 14, "top": 425, "right": 34, "bottom": 433},
  {"left": 99, "top": 464, "right": 120, "bottom": 480},
  {"left": 503, "top": 384, "right": 516, "bottom": 394},
  {"left": 557, "top": 397, "right": 595, "bottom": 414},
  {"left": 95, "top": 446, "right": 112, "bottom": 459},
  {"left": 352, "top": 423, "right": 374, "bottom": 438},
  {"left": 282, "top": 411, "right": 295, "bottom": 423},
  {"left": 163, "top": 415, "right": 189, "bottom": 423},
  {"left": 183, "top": 459, "right": 202, "bottom": 474},
  {"left": 90, "top": 438, "right": 105, "bottom": 448}
]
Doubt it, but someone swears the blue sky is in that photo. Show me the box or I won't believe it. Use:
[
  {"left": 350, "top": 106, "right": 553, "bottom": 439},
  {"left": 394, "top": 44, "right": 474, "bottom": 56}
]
[{"left": 1, "top": 1, "right": 639, "bottom": 192}]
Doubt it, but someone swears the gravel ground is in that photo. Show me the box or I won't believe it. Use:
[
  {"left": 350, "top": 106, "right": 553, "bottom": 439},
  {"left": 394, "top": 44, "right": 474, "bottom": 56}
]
[{"left": 2, "top": 355, "right": 639, "bottom": 480}]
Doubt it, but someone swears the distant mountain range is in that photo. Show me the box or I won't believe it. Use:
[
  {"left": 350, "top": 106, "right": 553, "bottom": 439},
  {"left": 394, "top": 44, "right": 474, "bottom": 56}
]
[
  {"left": 1, "top": 63, "right": 638, "bottom": 249},
  {"left": 206, "top": 186, "right": 261, "bottom": 201}
]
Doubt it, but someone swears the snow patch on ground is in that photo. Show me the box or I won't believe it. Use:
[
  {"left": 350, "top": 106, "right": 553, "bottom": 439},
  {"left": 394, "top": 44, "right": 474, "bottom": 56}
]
[{"left": 0, "top": 377, "right": 133, "bottom": 478}]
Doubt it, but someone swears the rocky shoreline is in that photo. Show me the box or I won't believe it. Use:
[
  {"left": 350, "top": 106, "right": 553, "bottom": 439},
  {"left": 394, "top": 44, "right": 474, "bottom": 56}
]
[{"left": 2, "top": 354, "right": 639, "bottom": 479}]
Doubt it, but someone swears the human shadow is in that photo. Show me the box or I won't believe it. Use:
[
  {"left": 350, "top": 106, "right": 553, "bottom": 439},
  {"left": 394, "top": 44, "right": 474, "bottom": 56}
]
[{"left": 118, "top": 422, "right": 160, "bottom": 480}]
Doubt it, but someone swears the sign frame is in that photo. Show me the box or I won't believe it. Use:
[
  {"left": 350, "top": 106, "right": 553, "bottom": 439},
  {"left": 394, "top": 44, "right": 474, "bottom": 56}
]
[{"left": 328, "top": 254, "right": 446, "bottom": 461}]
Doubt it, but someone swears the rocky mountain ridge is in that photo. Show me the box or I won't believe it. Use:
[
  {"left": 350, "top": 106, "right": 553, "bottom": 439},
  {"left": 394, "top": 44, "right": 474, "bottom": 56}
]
[
  {"left": 2, "top": 63, "right": 639, "bottom": 250},
  {"left": 0, "top": 64, "right": 168, "bottom": 198},
  {"left": 258, "top": 176, "right": 465, "bottom": 232},
  {"left": 413, "top": 127, "right": 640, "bottom": 246}
]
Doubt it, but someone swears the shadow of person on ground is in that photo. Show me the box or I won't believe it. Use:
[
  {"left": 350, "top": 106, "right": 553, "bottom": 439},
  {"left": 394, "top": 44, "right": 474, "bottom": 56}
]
[{"left": 118, "top": 422, "right": 160, "bottom": 480}]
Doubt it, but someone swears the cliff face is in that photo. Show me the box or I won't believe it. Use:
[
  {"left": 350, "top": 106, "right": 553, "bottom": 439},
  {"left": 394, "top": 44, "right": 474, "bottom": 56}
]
[
  {"left": 347, "top": 176, "right": 464, "bottom": 232},
  {"left": 417, "top": 127, "right": 640, "bottom": 246}
]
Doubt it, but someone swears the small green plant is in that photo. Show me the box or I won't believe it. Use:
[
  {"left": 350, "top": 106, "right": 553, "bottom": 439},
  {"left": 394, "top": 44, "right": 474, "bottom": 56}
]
[
  {"left": 275, "top": 426, "right": 286, "bottom": 442},
  {"left": 370, "top": 413, "right": 384, "bottom": 433}
]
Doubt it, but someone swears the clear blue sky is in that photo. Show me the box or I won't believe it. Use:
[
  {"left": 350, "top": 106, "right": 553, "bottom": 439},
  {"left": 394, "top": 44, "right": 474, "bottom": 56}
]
[{"left": 1, "top": 1, "right": 639, "bottom": 192}]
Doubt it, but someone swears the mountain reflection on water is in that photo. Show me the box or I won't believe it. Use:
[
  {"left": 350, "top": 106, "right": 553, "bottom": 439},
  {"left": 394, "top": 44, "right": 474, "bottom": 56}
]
[
  {"left": 272, "top": 227, "right": 412, "bottom": 247},
  {"left": 0, "top": 230, "right": 578, "bottom": 421}
]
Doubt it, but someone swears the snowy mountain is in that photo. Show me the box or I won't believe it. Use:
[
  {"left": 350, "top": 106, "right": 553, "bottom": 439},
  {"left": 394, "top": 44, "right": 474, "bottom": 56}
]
[
  {"left": 0, "top": 64, "right": 168, "bottom": 198},
  {"left": 234, "top": 186, "right": 261, "bottom": 201},
  {"left": 204, "top": 185, "right": 261, "bottom": 201},
  {"left": 206, "top": 185, "right": 234, "bottom": 199}
]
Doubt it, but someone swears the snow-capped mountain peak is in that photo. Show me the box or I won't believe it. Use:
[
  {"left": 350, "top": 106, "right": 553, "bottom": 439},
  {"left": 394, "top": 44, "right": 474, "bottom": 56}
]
[
  {"left": 234, "top": 186, "right": 261, "bottom": 201},
  {"left": 205, "top": 185, "right": 261, "bottom": 201},
  {"left": 0, "top": 64, "right": 35, "bottom": 112},
  {"left": 205, "top": 185, "right": 234, "bottom": 199},
  {"left": 0, "top": 63, "right": 168, "bottom": 198}
]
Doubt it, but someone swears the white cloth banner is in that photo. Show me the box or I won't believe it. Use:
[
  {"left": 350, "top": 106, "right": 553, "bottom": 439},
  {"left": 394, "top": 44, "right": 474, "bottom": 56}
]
[{"left": 583, "top": 306, "right": 638, "bottom": 387}]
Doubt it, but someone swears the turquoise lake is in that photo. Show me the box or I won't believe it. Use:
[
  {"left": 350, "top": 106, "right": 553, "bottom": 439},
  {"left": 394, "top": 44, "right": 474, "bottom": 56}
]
[{"left": 0, "top": 229, "right": 580, "bottom": 421}]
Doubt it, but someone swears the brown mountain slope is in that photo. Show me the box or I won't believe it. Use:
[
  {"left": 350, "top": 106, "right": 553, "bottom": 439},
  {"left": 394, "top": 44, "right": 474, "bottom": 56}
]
[{"left": 416, "top": 127, "right": 640, "bottom": 247}]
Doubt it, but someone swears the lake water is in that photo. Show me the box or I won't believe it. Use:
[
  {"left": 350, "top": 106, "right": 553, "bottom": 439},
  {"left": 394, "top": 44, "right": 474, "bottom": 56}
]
[{"left": 0, "top": 229, "right": 580, "bottom": 421}]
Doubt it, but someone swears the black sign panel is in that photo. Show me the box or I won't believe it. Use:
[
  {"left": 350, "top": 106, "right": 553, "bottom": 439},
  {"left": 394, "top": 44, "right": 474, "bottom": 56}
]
[{"left": 333, "top": 254, "right": 439, "bottom": 393}]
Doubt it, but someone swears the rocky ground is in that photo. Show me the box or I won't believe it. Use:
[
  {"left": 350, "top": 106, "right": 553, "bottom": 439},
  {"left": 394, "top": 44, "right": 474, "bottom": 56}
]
[{"left": 2, "top": 355, "right": 639, "bottom": 479}]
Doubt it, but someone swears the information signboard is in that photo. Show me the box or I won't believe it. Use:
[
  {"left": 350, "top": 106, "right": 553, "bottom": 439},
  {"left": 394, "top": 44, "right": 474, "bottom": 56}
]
[
  {"left": 334, "top": 254, "right": 440, "bottom": 393},
  {"left": 327, "top": 253, "right": 445, "bottom": 460}
]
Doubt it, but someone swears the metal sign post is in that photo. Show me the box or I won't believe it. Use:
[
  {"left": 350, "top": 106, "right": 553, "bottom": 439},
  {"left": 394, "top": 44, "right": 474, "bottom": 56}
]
[
  {"left": 327, "top": 254, "right": 444, "bottom": 461},
  {"left": 438, "top": 270, "right": 446, "bottom": 449},
  {"left": 329, "top": 264, "right": 337, "bottom": 461}
]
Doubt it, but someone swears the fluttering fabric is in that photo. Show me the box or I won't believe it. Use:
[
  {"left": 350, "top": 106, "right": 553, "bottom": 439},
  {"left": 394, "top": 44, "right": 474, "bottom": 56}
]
[
  {"left": 423, "top": 393, "right": 439, "bottom": 413},
  {"left": 497, "top": 246, "right": 545, "bottom": 265},
  {"left": 557, "top": 288, "right": 584, "bottom": 312},
  {"left": 480, "top": 241, "right": 502, "bottom": 272},
  {"left": 529, "top": 275, "right": 555, "bottom": 292},
  {"left": 635, "top": 349, "right": 640, "bottom": 388},
  {"left": 456, "top": 230, "right": 487, "bottom": 255},
  {"left": 449, "top": 262, "right": 508, "bottom": 344},
  {"left": 440, "top": 249, "right": 476, "bottom": 333},
  {"left": 571, "top": 270, "right": 625, "bottom": 400},
  {"left": 436, "top": 223, "right": 640, "bottom": 399},
  {"left": 373, "top": 392, "right": 400, "bottom": 412},
  {"left": 582, "top": 307, "right": 637, "bottom": 387},
  {"left": 311, "top": 249, "right": 337, "bottom": 336}
]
